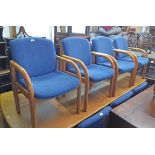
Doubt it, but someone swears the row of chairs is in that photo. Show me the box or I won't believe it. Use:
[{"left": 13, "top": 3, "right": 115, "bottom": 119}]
[{"left": 9, "top": 36, "right": 149, "bottom": 127}]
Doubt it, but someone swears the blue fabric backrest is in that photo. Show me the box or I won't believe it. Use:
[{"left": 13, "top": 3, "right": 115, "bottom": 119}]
[
  {"left": 62, "top": 37, "right": 92, "bottom": 69},
  {"left": 10, "top": 37, "right": 57, "bottom": 78},
  {"left": 92, "top": 36, "right": 114, "bottom": 63},
  {"left": 113, "top": 36, "right": 128, "bottom": 58}
]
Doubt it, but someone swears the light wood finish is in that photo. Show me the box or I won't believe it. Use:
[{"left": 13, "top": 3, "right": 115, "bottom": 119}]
[
  {"left": 0, "top": 76, "right": 145, "bottom": 128},
  {"left": 10, "top": 56, "right": 82, "bottom": 128},
  {"left": 114, "top": 49, "right": 138, "bottom": 87},
  {"left": 128, "top": 47, "right": 148, "bottom": 57},
  {"left": 128, "top": 47, "right": 148, "bottom": 79},
  {"left": 62, "top": 55, "right": 89, "bottom": 112},
  {"left": 92, "top": 51, "right": 118, "bottom": 97}
]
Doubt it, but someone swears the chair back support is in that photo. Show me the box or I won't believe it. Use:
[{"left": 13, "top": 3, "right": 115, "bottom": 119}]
[
  {"left": 10, "top": 37, "right": 57, "bottom": 78},
  {"left": 92, "top": 36, "right": 114, "bottom": 63},
  {"left": 113, "top": 36, "right": 128, "bottom": 58},
  {"left": 62, "top": 37, "right": 92, "bottom": 69}
]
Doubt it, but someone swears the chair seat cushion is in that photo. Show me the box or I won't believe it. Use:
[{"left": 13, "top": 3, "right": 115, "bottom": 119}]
[
  {"left": 19, "top": 71, "right": 80, "bottom": 99},
  {"left": 68, "top": 64, "right": 115, "bottom": 82},
  {"left": 77, "top": 106, "right": 112, "bottom": 128},
  {"left": 119, "top": 56, "right": 149, "bottom": 66},
  {"left": 110, "top": 91, "right": 133, "bottom": 108},
  {"left": 98, "top": 60, "right": 135, "bottom": 73},
  {"left": 132, "top": 82, "right": 148, "bottom": 95}
]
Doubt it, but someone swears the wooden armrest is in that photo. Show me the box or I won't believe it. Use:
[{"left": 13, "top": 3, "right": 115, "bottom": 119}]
[
  {"left": 114, "top": 49, "right": 138, "bottom": 63},
  {"left": 92, "top": 51, "right": 117, "bottom": 70},
  {"left": 62, "top": 55, "right": 89, "bottom": 80},
  {"left": 10, "top": 60, "right": 34, "bottom": 96},
  {"left": 56, "top": 56, "right": 81, "bottom": 81},
  {"left": 128, "top": 47, "right": 148, "bottom": 57}
]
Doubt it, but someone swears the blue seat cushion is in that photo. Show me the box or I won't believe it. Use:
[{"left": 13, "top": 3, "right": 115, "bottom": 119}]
[
  {"left": 19, "top": 71, "right": 80, "bottom": 99},
  {"left": 132, "top": 82, "right": 148, "bottom": 95},
  {"left": 77, "top": 106, "right": 112, "bottom": 128},
  {"left": 119, "top": 56, "right": 149, "bottom": 66},
  {"left": 110, "top": 91, "right": 133, "bottom": 108},
  {"left": 98, "top": 59, "right": 135, "bottom": 73},
  {"left": 68, "top": 64, "right": 115, "bottom": 82}
]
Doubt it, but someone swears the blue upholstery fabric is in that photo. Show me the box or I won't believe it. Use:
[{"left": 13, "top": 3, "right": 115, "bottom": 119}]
[
  {"left": 77, "top": 106, "right": 112, "bottom": 128},
  {"left": 110, "top": 91, "right": 133, "bottom": 108},
  {"left": 119, "top": 56, "right": 149, "bottom": 66},
  {"left": 91, "top": 36, "right": 135, "bottom": 73},
  {"left": 68, "top": 64, "right": 115, "bottom": 82},
  {"left": 19, "top": 71, "right": 80, "bottom": 99},
  {"left": 100, "top": 60, "right": 135, "bottom": 73},
  {"left": 113, "top": 36, "right": 129, "bottom": 59},
  {"left": 132, "top": 82, "right": 148, "bottom": 95},
  {"left": 62, "top": 37, "right": 92, "bottom": 70},
  {"left": 92, "top": 36, "right": 114, "bottom": 63},
  {"left": 10, "top": 37, "right": 57, "bottom": 78}
]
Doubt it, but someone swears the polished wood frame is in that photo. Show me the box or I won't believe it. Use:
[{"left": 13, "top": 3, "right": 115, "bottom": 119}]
[
  {"left": 128, "top": 47, "right": 148, "bottom": 79},
  {"left": 62, "top": 51, "right": 118, "bottom": 112},
  {"left": 10, "top": 56, "right": 82, "bottom": 128},
  {"left": 114, "top": 49, "right": 138, "bottom": 87}
]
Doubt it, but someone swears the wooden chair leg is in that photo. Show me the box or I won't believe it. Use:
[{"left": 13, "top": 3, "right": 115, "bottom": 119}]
[
  {"left": 12, "top": 84, "right": 20, "bottom": 113},
  {"left": 142, "top": 64, "right": 147, "bottom": 79},
  {"left": 29, "top": 98, "right": 37, "bottom": 128},
  {"left": 76, "top": 85, "right": 81, "bottom": 114},
  {"left": 109, "top": 77, "right": 115, "bottom": 97},
  {"left": 83, "top": 82, "right": 89, "bottom": 112}
]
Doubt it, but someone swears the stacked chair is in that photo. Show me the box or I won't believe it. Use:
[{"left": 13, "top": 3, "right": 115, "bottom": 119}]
[
  {"left": 91, "top": 36, "right": 138, "bottom": 89},
  {"left": 62, "top": 37, "right": 118, "bottom": 111},
  {"left": 9, "top": 37, "right": 82, "bottom": 128},
  {"left": 113, "top": 36, "right": 149, "bottom": 78}
]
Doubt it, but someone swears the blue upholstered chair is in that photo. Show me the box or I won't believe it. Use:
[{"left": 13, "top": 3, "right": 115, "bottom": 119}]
[
  {"left": 62, "top": 37, "right": 118, "bottom": 111},
  {"left": 113, "top": 36, "right": 149, "bottom": 78},
  {"left": 10, "top": 37, "right": 82, "bottom": 128},
  {"left": 77, "top": 106, "right": 112, "bottom": 128},
  {"left": 91, "top": 36, "right": 138, "bottom": 91}
]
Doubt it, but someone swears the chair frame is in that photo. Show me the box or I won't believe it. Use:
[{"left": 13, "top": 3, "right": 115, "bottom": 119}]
[
  {"left": 114, "top": 49, "right": 138, "bottom": 87},
  {"left": 128, "top": 47, "right": 148, "bottom": 78},
  {"left": 10, "top": 56, "right": 82, "bottom": 128},
  {"left": 63, "top": 52, "right": 118, "bottom": 112}
]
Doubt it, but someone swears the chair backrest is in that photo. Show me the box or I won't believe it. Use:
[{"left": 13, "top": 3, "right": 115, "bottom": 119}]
[
  {"left": 113, "top": 36, "right": 128, "bottom": 58},
  {"left": 10, "top": 37, "right": 57, "bottom": 78},
  {"left": 62, "top": 37, "right": 92, "bottom": 69},
  {"left": 92, "top": 36, "right": 114, "bottom": 64}
]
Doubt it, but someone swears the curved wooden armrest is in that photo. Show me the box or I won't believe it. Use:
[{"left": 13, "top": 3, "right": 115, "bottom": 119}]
[
  {"left": 56, "top": 56, "right": 81, "bottom": 81},
  {"left": 92, "top": 51, "right": 117, "bottom": 70},
  {"left": 62, "top": 55, "right": 89, "bottom": 80},
  {"left": 10, "top": 60, "right": 34, "bottom": 96},
  {"left": 114, "top": 49, "right": 138, "bottom": 64},
  {"left": 128, "top": 47, "right": 148, "bottom": 57}
]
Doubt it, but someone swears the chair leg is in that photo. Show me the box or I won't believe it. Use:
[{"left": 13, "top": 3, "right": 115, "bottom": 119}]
[
  {"left": 142, "top": 64, "right": 147, "bottom": 79},
  {"left": 109, "top": 77, "right": 115, "bottom": 97},
  {"left": 12, "top": 84, "right": 20, "bottom": 113},
  {"left": 76, "top": 86, "right": 81, "bottom": 114},
  {"left": 129, "top": 69, "right": 137, "bottom": 87},
  {"left": 83, "top": 81, "right": 89, "bottom": 112},
  {"left": 29, "top": 97, "right": 37, "bottom": 128}
]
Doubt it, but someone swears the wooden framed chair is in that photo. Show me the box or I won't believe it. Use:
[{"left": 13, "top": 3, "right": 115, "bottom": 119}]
[
  {"left": 9, "top": 37, "right": 82, "bottom": 128},
  {"left": 61, "top": 37, "right": 118, "bottom": 112},
  {"left": 113, "top": 36, "right": 149, "bottom": 78},
  {"left": 91, "top": 36, "right": 138, "bottom": 94}
]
